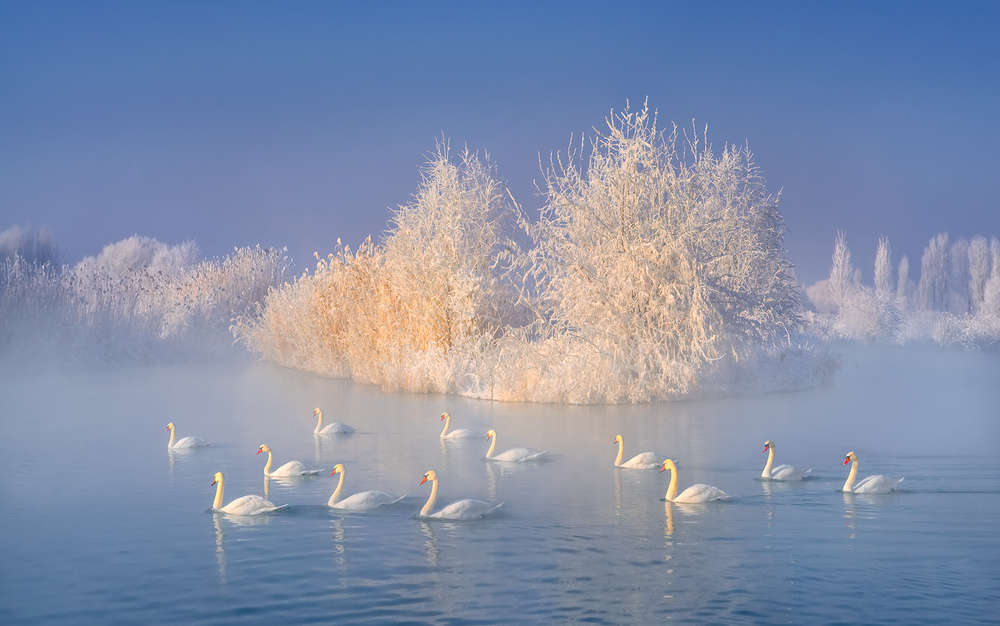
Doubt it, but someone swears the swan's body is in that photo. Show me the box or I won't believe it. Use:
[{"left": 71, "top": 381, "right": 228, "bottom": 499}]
[
  {"left": 417, "top": 470, "right": 503, "bottom": 520},
  {"left": 211, "top": 472, "right": 280, "bottom": 515},
  {"left": 660, "top": 459, "right": 729, "bottom": 503},
  {"left": 313, "top": 407, "right": 355, "bottom": 434},
  {"left": 842, "top": 451, "right": 903, "bottom": 494},
  {"left": 257, "top": 444, "right": 323, "bottom": 477},
  {"left": 484, "top": 429, "right": 547, "bottom": 463},
  {"left": 328, "top": 464, "right": 404, "bottom": 510},
  {"left": 761, "top": 440, "right": 811, "bottom": 481},
  {"left": 440, "top": 412, "right": 475, "bottom": 439},
  {"left": 166, "top": 422, "right": 210, "bottom": 449},
  {"left": 613, "top": 434, "right": 660, "bottom": 469}
]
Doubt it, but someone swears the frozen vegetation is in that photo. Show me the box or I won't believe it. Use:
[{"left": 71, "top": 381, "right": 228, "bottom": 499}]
[
  {"left": 8, "top": 104, "right": 993, "bottom": 401},
  {"left": 1, "top": 227, "right": 290, "bottom": 366},
  {"left": 806, "top": 231, "right": 1000, "bottom": 348},
  {"left": 233, "top": 103, "right": 836, "bottom": 403}
]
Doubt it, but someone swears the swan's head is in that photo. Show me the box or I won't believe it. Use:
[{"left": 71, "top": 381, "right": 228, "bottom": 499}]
[
  {"left": 844, "top": 451, "right": 857, "bottom": 465},
  {"left": 614, "top": 434, "right": 624, "bottom": 445},
  {"left": 763, "top": 440, "right": 774, "bottom": 453},
  {"left": 313, "top": 407, "right": 322, "bottom": 417},
  {"left": 440, "top": 412, "right": 450, "bottom": 422},
  {"left": 486, "top": 429, "right": 496, "bottom": 441},
  {"left": 166, "top": 422, "right": 175, "bottom": 432},
  {"left": 419, "top": 470, "right": 437, "bottom": 485},
  {"left": 330, "top": 463, "right": 345, "bottom": 477},
  {"left": 659, "top": 459, "right": 677, "bottom": 473},
  {"left": 257, "top": 444, "right": 272, "bottom": 455},
  {"left": 212, "top": 471, "right": 223, "bottom": 486}
]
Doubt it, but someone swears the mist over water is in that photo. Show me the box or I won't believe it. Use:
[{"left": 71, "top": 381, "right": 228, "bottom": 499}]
[{"left": 1, "top": 345, "right": 997, "bottom": 623}]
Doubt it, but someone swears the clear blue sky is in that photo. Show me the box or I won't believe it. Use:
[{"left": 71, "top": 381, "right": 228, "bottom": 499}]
[{"left": 1, "top": 0, "right": 997, "bottom": 285}]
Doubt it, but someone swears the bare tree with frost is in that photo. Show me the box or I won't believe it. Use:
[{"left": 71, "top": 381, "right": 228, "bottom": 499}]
[
  {"left": 874, "top": 236, "right": 893, "bottom": 298},
  {"left": 918, "top": 232, "right": 949, "bottom": 311},
  {"left": 525, "top": 101, "right": 801, "bottom": 402},
  {"left": 968, "top": 236, "right": 991, "bottom": 314},
  {"left": 896, "top": 255, "right": 913, "bottom": 312},
  {"left": 829, "top": 230, "right": 854, "bottom": 312}
]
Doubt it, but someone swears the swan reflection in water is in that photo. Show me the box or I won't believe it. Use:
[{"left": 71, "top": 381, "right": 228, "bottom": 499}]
[
  {"left": 420, "top": 521, "right": 440, "bottom": 567},
  {"left": 664, "top": 501, "right": 675, "bottom": 537},
  {"left": 329, "top": 514, "right": 347, "bottom": 569}
]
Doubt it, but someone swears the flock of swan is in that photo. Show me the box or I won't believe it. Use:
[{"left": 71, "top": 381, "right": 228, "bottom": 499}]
[{"left": 170, "top": 410, "right": 904, "bottom": 521}]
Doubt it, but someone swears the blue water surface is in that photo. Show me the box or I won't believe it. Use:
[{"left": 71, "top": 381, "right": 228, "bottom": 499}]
[{"left": 1, "top": 345, "right": 998, "bottom": 624}]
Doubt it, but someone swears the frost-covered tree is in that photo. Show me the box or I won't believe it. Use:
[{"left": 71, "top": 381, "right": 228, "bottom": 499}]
[
  {"left": 874, "top": 236, "right": 893, "bottom": 298},
  {"left": 0, "top": 225, "right": 61, "bottom": 266},
  {"left": 967, "top": 236, "right": 990, "bottom": 315},
  {"left": 896, "top": 254, "right": 913, "bottom": 311},
  {"left": 527, "top": 101, "right": 800, "bottom": 401},
  {"left": 829, "top": 230, "right": 854, "bottom": 311},
  {"left": 946, "top": 238, "right": 970, "bottom": 315},
  {"left": 918, "top": 232, "right": 949, "bottom": 311}
]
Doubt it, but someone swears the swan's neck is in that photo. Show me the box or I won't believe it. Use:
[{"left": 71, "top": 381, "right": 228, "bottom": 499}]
[
  {"left": 263, "top": 450, "right": 274, "bottom": 475},
  {"left": 314, "top": 410, "right": 324, "bottom": 433},
  {"left": 762, "top": 447, "right": 775, "bottom": 478},
  {"left": 168, "top": 427, "right": 176, "bottom": 448},
  {"left": 213, "top": 477, "right": 224, "bottom": 509},
  {"left": 843, "top": 458, "right": 859, "bottom": 492},
  {"left": 665, "top": 467, "right": 679, "bottom": 501},
  {"left": 615, "top": 439, "right": 625, "bottom": 466},
  {"left": 420, "top": 477, "right": 438, "bottom": 517},
  {"left": 328, "top": 471, "right": 345, "bottom": 506},
  {"left": 486, "top": 434, "right": 496, "bottom": 459},
  {"left": 440, "top": 414, "right": 451, "bottom": 437}
]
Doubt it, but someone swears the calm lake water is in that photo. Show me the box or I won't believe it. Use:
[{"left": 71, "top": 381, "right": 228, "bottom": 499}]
[{"left": 2, "top": 345, "right": 998, "bottom": 624}]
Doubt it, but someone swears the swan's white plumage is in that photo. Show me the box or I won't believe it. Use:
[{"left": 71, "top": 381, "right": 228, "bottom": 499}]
[
  {"left": 257, "top": 444, "right": 323, "bottom": 477},
  {"left": 660, "top": 459, "right": 730, "bottom": 503},
  {"left": 761, "top": 440, "right": 811, "bottom": 481},
  {"left": 328, "top": 464, "right": 404, "bottom": 510},
  {"left": 484, "top": 429, "right": 547, "bottom": 462},
  {"left": 439, "top": 412, "right": 475, "bottom": 439},
  {"left": 211, "top": 472, "right": 280, "bottom": 515},
  {"left": 842, "top": 451, "right": 903, "bottom": 494},
  {"left": 166, "top": 422, "right": 210, "bottom": 449},
  {"left": 418, "top": 470, "right": 503, "bottom": 520},
  {"left": 313, "top": 407, "right": 355, "bottom": 434},
  {"left": 613, "top": 435, "right": 660, "bottom": 469}
]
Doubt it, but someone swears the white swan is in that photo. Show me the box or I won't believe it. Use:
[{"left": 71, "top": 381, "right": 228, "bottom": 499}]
[
  {"left": 613, "top": 434, "right": 660, "bottom": 469},
  {"left": 440, "top": 412, "right": 475, "bottom": 439},
  {"left": 166, "top": 422, "right": 210, "bottom": 449},
  {"left": 842, "top": 451, "right": 903, "bottom": 494},
  {"left": 211, "top": 472, "right": 280, "bottom": 515},
  {"left": 328, "top": 464, "right": 404, "bottom": 510},
  {"left": 313, "top": 407, "right": 355, "bottom": 434},
  {"left": 257, "top": 444, "right": 323, "bottom": 477},
  {"left": 660, "top": 459, "right": 730, "bottom": 503},
  {"left": 484, "top": 429, "right": 548, "bottom": 463},
  {"left": 761, "top": 440, "right": 812, "bottom": 481},
  {"left": 417, "top": 470, "right": 503, "bottom": 520}
]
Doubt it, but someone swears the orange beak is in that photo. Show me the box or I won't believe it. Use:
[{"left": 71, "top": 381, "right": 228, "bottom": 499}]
[{"left": 419, "top": 476, "right": 428, "bottom": 485}]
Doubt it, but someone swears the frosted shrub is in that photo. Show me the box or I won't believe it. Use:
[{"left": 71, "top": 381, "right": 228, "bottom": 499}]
[
  {"left": 525, "top": 102, "right": 802, "bottom": 402},
  {"left": 834, "top": 286, "right": 901, "bottom": 342},
  {"left": 234, "top": 145, "right": 528, "bottom": 394},
  {"left": 1, "top": 235, "right": 289, "bottom": 366}
]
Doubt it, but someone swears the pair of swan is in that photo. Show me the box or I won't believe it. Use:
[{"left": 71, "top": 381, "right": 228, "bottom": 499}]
[
  {"left": 418, "top": 470, "right": 503, "bottom": 520},
  {"left": 166, "top": 423, "right": 211, "bottom": 449},
  {"left": 485, "top": 429, "right": 547, "bottom": 462},
  {"left": 761, "top": 440, "right": 812, "bottom": 481},
  {"left": 842, "top": 451, "right": 904, "bottom": 494},
  {"left": 613, "top": 435, "right": 660, "bottom": 469},
  {"left": 257, "top": 444, "right": 323, "bottom": 477},
  {"left": 313, "top": 407, "right": 355, "bottom": 434}
]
